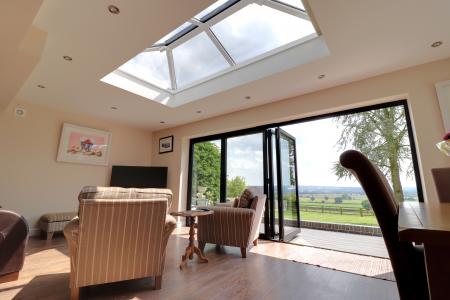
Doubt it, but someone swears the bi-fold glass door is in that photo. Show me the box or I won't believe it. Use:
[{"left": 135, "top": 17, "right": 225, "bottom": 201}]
[
  {"left": 188, "top": 128, "right": 300, "bottom": 242},
  {"left": 264, "top": 128, "right": 300, "bottom": 241}
]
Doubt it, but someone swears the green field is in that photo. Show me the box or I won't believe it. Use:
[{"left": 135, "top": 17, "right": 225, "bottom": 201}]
[
  {"left": 300, "top": 211, "right": 378, "bottom": 226},
  {"left": 282, "top": 194, "right": 379, "bottom": 226},
  {"left": 275, "top": 192, "right": 417, "bottom": 227}
]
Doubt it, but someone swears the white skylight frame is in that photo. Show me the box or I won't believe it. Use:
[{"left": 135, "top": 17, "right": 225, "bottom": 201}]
[{"left": 102, "top": 0, "right": 325, "bottom": 107}]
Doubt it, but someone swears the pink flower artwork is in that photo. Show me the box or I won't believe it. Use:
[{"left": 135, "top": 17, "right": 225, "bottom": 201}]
[
  {"left": 67, "top": 131, "right": 107, "bottom": 157},
  {"left": 57, "top": 123, "right": 111, "bottom": 165}
]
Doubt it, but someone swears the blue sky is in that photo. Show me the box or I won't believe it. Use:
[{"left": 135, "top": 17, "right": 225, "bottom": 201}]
[{"left": 223, "top": 117, "right": 417, "bottom": 189}]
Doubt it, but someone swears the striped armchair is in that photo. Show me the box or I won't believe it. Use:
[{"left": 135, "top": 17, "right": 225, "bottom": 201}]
[
  {"left": 64, "top": 186, "right": 176, "bottom": 300},
  {"left": 197, "top": 194, "right": 266, "bottom": 258}
]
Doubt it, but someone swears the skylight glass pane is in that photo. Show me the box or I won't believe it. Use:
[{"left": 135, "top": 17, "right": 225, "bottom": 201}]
[
  {"left": 211, "top": 3, "right": 315, "bottom": 64},
  {"left": 195, "top": 0, "right": 233, "bottom": 21},
  {"left": 118, "top": 51, "right": 171, "bottom": 89},
  {"left": 173, "top": 31, "right": 230, "bottom": 88},
  {"left": 155, "top": 22, "right": 194, "bottom": 46},
  {"left": 276, "top": 0, "right": 305, "bottom": 10}
]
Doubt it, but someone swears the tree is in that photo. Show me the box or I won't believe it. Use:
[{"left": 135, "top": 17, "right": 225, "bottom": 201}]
[
  {"left": 333, "top": 106, "right": 412, "bottom": 202},
  {"left": 227, "top": 176, "right": 247, "bottom": 198},
  {"left": 334, "top": 197, "right": 343, "bottom": 204},
  {"left": 310, "top": 196, "right": 315, "bottom": 201},
  {"left": 192, "top": 142, "right": 221, "bottom": 203},
  {"left": 324, "top": 196, "right": 329, "bottom": 200},
  {"left": 361, "top": 199, "right": 371, "bottom": 210}
]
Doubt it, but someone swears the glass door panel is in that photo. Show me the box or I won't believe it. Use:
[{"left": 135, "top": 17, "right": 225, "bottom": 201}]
[
  {"left": 226, "top": 133, "right": 264, "bottom": 201},
  {"left": 226, "top": 133, "right": 267, "bottom": 239},
  {"left": 190, "top": 140, "right": 221, "bottom": 208},
  {"left": 264, "top": 128, "right": 300, "bottom": 241},
  {"left": 277, "top": 129, "right": 300, "bottom": 241}
]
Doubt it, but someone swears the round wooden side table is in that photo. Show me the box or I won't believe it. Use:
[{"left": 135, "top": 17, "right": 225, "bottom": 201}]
[{"left": 171, "top": 209, "right": 214, "bottom": 270}]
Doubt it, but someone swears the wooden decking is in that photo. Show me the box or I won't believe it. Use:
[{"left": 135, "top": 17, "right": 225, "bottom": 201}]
[
  {"left": 0, "top": 228, "right": 398, "bottom": 300},
  {"left": 290, "top": 228, "right": 389, "bottom": 258}
]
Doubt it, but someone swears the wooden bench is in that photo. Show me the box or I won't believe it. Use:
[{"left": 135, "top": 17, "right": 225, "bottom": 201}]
[{"left": 39, "top": 212, "right": 77, "bottom": 240}]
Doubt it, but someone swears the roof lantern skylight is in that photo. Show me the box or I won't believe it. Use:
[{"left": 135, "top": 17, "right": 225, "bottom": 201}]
[
  {"left": 103, "top": 0, "right": 323, "bottom": 107},
  {"left": 117, "top": 0, "right": 315, "bottom": 91}
]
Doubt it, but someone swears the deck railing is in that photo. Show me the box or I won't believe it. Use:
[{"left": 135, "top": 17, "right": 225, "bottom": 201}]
[{"left": 300, "top": 204, "right": 374, "bottom": 217}]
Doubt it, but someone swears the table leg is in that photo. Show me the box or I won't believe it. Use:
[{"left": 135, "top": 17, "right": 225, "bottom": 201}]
[
  {"left": 424, "top": 244, "right": 450, "bottom": 299},
  {"left": 194, "top": 246, "right": 208, "bottom": 263},
  {"left": 180, "top": 216, "right": 209, "bottom": 269},
  {"left": 188, "top": 221, "right": 195, "bottom": 260}
]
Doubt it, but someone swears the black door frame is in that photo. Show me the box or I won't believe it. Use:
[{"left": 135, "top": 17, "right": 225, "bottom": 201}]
[
  {"left": 186, "top": 100, "right": 424, "bottom": 228},
  {"left": 263, "top": 129, "right": 274, "bottom": 239},
  {"left": 274, "top": 128, "right": 301, "bottom": 241}
]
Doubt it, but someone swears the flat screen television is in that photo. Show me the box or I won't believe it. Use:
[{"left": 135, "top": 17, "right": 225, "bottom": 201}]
[{"left": 110, "top": 166, "right": 167, "bottom": 188}]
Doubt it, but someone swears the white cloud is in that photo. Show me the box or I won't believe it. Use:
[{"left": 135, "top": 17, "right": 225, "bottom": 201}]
[{"left": 216, "top": 115, "right": 417, "bottom": 190}]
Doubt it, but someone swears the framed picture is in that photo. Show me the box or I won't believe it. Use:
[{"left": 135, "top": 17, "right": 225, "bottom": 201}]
[
  {"left": 159, "top": 135, "right": 174, "bottom": 154},
  {"left": 436, "top": 80, "right": 450, "bottom": 131},
  {"left": 57, "top": 123, "right": 112, "bottom": 166}
]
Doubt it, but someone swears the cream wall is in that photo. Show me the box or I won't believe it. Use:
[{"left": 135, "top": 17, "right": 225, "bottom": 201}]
[
  {"left": 152, "top": 58, "right": 450, "bottom": 212},
  {"left": 0, "top": 100, "right": 153, "bottom": 232}
]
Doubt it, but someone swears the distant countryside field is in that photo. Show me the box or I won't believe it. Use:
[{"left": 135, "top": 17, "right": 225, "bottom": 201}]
[{"left": 281, "top": 192, "right": 418, "bottom": 227}]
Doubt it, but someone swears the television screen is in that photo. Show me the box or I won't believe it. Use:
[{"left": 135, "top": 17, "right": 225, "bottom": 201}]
[{"left": 110, "top": 166, "right": 167, "bottom": 188}]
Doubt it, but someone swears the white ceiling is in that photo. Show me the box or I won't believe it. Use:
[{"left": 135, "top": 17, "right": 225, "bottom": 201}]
[{"left": 18, "top": 0, "right": 450, "bottom": 130}]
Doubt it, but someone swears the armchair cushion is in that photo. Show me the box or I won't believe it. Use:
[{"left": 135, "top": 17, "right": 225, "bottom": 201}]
[
  {"left": 249, "top": 196, "right": 260, "bottom": 210},
  {"left": 235, "top": 189, "right": 255, "bottom": 208}
]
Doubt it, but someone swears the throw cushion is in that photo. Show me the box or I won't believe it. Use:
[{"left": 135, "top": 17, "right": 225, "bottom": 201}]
[
  {"left": 249, "top": 196, "right": 259, "bottom": 210},
  {"left": 237, "top": 189, "right": 254, "bottom": 208}
]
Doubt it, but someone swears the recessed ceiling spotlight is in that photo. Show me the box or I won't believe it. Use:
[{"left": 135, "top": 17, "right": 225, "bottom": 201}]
[
  {"left": 14, "top": 107, "right": 27, "bottom": 118},
  {"left": 37, "top": 84, "right": 45, "bottom": 89},
  {"left": 244, "top": 96, "right": 251, "bottom": 100},
  {"left": 196, "top": 110, "right": 202, "bottom": 114},
  {"left": 160, "top": 121, "right": 165, "bottom": 124},
  {"left": 108, "top": 5, "right": 120, "bottom": 14},
  {"left": 110, "top": 106, "right": 118, "bottom": 110},
  {"left": 318, "top": 74, "right": 325, "bottom": 79},
  {"left": 63, "top": 55, "right": 73, "bottom": 61},
  {"left": 431, "top": 41, "right": 443, "bottom": 48}
]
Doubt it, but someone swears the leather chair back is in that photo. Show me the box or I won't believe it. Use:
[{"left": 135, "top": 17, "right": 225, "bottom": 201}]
[
  {"left": 432, "top": 168, "right": 450, "bottom": 202},
  {"left": 340, "top": 150, "right": 428, "bottom": 300}
]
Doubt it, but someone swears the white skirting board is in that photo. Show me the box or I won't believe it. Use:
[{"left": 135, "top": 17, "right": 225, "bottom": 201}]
[{"left": 29, "top": 228, "right": 41, "bottom": 237}]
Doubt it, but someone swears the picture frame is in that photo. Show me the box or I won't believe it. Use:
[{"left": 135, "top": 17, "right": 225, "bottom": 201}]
[
  {"left": 57, "top": 123, "right": 112, "bottom": 166},
  {"left": 436, "top": 80, "right": 450, "bottom": 132},
  {"left": 159, "top": 135, "right": 174, "bottom": 154}
]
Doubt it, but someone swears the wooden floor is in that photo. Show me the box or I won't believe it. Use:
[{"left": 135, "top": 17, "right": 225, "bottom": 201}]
[
  {"left": 0, "top": 228, "right": 399, "bottom": 300},
  {"left": 290, "top": 228, "right": 389, "bottom": 258}
]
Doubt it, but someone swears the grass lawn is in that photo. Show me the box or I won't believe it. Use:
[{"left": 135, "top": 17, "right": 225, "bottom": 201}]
[{"left": 299, "top": 211, "right": 378, "bottom": 226}]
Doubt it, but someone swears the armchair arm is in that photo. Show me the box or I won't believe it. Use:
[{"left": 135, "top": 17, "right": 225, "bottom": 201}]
[
  {"left": 165, "top": 214, "right": 176, "bottom": 236},
  {"left": 197, "top": 207, "right": 255, "bottom": 248},
  {"left": 0, "top": 210, "right": 29, "bottom": 275},
  {"left": 0, "top": 223, "right": 15, "bottom": 242},
  {"left": 63, "top": 217, "right": 80, "bottom": 288},
  {"left": 215, "top": 202, "right": 233, "bottom": 207},
  {"left": 162, "top": 214, "right": 176, "bottom": 248}
]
